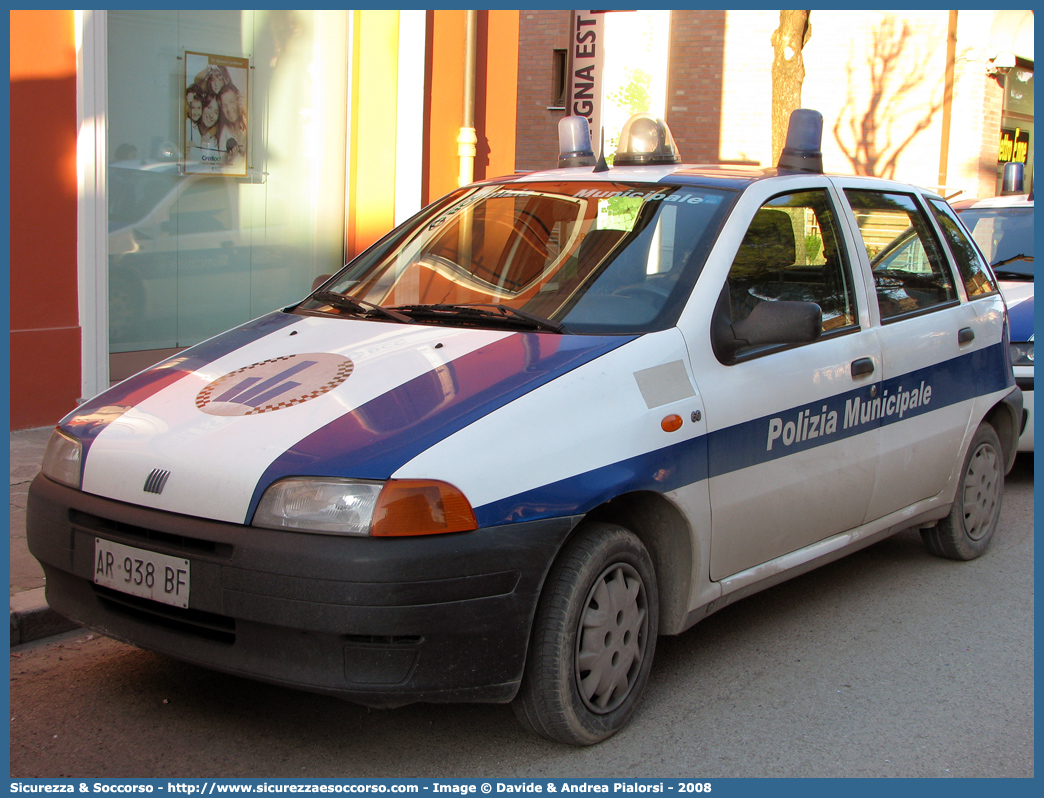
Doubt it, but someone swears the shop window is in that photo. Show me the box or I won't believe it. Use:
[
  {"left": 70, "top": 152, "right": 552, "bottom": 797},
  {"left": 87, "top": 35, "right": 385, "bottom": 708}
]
[{"left": 106, "top": 10, "right": 349, "bottom": 362}]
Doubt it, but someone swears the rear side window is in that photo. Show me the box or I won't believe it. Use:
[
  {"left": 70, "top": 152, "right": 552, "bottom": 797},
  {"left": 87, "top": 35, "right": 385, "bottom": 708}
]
[
  {"left": 927, "top": 198, "right": 998, "bottom": 298},
  {"left": 844, "top": 190, "right": 958, "bottom": 321}
]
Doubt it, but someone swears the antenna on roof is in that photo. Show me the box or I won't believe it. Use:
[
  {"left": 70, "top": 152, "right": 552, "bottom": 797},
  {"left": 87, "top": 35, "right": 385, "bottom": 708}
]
[{"left": 593, "top": 126, "right": 610, "bottom": 173}]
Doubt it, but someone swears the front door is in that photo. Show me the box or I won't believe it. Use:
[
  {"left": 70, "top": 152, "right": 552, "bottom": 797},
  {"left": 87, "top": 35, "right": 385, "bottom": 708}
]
[{"left": 690, "top": 186, "right": 882, "bottom": 581}]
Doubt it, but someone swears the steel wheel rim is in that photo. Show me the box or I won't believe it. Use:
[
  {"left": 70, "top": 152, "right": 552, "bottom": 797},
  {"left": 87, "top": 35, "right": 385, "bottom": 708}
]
[
  {"left": 962, "top": 442, "right": 1001, "bottom": 541},
  {"left": 575, "top": 561, "right": 648, "bottom": 714}
]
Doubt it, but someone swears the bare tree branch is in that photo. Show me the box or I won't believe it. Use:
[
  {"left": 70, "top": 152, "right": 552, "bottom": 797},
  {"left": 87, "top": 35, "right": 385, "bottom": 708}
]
[{"left": 832, "top": 18, "right": 943, "bottom": 179}]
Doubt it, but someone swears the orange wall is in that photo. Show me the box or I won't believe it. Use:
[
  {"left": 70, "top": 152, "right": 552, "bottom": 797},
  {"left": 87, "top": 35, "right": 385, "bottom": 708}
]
[
  {"left": 9, "top": 10, "right": 82, "bottom": 429},
  {"left": 479, "top": 10, "right": 519, "bottom": 182},
  {"left": 423, "top": 10, "right": 519, "bottom": 207},
  {"left": 346, "top": 10, "right": 401, "bottom": 257}
]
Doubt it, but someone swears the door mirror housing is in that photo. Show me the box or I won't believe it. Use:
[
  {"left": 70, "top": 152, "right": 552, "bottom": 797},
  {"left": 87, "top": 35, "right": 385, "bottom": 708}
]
[{"left": 713, "top": 295, "right": 822, "bottom": 363}]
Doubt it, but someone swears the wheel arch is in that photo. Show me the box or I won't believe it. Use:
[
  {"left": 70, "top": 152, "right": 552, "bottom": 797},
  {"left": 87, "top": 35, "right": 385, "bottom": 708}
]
[
  {"left": 984, "top": 386, "right": 1023, "bottom": 473},
  {"left": 583, "top": 490, "right": 694, "bottom": 636}
]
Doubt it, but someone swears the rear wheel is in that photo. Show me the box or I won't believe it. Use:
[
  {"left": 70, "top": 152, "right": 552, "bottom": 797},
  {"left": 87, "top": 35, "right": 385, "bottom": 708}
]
[
  {"left": 921, "top": 423, "right": 1004, "bottom": 560},
  {"left": 513, "top": 522, "right": 658, "bottom": 745}
]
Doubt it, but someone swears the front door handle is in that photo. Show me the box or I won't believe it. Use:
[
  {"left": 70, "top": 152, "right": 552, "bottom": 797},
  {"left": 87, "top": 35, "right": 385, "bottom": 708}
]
[
  {"left": 958, "top": 327, "right": 975, "bottom": 344},
  {"left": 851, "top": 357, "right": 875, "bottom": 378}
]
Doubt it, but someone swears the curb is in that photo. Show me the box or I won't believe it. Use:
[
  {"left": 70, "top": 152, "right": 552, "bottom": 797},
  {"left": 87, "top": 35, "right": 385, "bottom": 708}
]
[{"left": 10, "top": 587, "right": 80, "bottom": 646}]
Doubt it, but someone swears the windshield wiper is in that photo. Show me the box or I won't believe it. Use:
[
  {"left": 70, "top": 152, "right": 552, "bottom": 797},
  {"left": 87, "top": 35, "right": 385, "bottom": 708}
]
[
  {"left": 310, "top": 291, "right": 414, "bottom": 324},
  {"left": 391, "top": 303, "right": 563, "bottom": 333},
  {"left": 992, "top": 253, "right": 1034, "bottom": 268}
]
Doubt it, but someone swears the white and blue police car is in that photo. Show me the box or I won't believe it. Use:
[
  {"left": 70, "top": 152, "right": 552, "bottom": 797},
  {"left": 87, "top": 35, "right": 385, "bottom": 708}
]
[
  {"left": 953, "top": 163, "right": 1033, "bottom": 452},
  {"left": 28, "top": 110, "right": 1022, "bottom": 745}
]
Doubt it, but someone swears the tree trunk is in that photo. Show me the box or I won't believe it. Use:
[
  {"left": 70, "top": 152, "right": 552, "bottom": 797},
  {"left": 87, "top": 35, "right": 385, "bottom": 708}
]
[{"left": 771, "top": 10, "right": 812, "bottom": 165}]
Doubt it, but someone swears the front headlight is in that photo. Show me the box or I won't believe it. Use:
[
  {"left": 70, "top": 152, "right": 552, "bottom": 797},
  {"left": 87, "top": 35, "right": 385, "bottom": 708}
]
[
  {"left": 253, "top": 478, "right": 383, "bottom": 535},
  {"left": 252, "top": 477, "right": 478, "bottom": 537},
  {"left": 1010, "top": 341, "right": 1034, "bottom": 367},
  {"left": 41, "top": 429, "right": 82, "bottom": 489}
]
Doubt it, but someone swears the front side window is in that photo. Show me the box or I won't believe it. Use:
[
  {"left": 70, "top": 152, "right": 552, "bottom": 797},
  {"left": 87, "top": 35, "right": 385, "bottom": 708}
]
[
  {"left": 717, "top": 189, "right": 859, "bottom": 361},
  {"left": 304, "top": 182, "right": 735, "bottom": 334},
  {"left": 844, "top": 190, "right": 958, "bottom": 321}
]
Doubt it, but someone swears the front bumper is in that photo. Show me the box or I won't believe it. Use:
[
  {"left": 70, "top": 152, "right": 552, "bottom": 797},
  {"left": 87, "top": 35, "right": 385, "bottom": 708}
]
[{"left": 27, "top": 474, "right": 577, "bottom": 706}]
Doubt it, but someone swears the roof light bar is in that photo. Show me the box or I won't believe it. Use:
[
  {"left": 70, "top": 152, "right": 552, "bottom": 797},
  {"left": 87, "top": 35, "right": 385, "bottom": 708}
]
[
  {"left": 558, "top": 116, "right": 597, "bottom": 168},
  {"left": 614, "top": 114, "right": 681, "bottom": 166},
  {"left": 777, "top": 108, "right": 824, "bottom": 174}
]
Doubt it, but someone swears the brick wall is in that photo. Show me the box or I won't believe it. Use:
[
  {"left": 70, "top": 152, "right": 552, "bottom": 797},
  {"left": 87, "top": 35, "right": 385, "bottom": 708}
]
[
  {"left": 665, "top": 11, "right": 729, "bottom": 164},
  {"left": 515, "top": 9, "right": 571, "bottom": 172},
  {"left": 514, "top": 10, "right": 1017, "bottom": 197}
]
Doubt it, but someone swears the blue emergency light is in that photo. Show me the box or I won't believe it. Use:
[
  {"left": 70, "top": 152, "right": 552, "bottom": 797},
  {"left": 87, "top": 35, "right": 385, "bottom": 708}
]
[
  {"left": 557, "top": 116, "right": 597, "bottom": 168},
  {"left": 777, "top": 108, "right": 824, "bottom": 174}
]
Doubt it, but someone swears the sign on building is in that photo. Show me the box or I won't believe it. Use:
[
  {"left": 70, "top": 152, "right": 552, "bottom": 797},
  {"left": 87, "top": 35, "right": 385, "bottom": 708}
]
[
  {"left": 998, "top": 127, "right": 1030, "bottom": 165},
  {"left": 569, "top": 11, "right": 606, "bottom": 145}
]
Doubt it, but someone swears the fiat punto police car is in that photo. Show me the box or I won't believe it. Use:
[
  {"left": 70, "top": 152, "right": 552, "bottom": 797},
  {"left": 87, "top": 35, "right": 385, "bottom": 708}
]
[{"left": 28, "top": 110, "right": 1021, "bottom": 745}]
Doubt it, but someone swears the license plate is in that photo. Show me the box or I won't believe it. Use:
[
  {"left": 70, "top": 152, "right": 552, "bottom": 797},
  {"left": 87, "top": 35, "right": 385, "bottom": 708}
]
[{"left": 93, "top": 538, "right": 190, "bottom": 609}]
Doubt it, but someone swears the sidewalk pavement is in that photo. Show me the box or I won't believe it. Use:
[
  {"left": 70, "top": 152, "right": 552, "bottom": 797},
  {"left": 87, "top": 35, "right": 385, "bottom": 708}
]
[{"left": 10, "top": 427, "right": 81, "bottom": 645}]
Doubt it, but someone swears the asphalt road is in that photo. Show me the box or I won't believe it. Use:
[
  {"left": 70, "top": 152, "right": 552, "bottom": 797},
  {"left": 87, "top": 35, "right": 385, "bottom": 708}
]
[{"left": 9, "top": 456, "right": 1033, "bottom": 779}]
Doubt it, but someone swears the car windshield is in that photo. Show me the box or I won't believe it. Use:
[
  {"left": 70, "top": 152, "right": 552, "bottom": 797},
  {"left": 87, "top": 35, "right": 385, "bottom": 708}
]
[
  {"left": 957, "top": 206, "right": 1034, "bottom": 278},
  {"left": 301, "top": 181, "right": 735, "bottom": 334}
]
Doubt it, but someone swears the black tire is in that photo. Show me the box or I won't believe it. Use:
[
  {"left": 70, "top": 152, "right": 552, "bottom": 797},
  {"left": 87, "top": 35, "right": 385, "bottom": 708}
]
[
  {"left": 921, "top": 423, "right": 1004, "bottom": 560},
  {"left": 512, "top": 522, "right": 658, "bottom": 745}
]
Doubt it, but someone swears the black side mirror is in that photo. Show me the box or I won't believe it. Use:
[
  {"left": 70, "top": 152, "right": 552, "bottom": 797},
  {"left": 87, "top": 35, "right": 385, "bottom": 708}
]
[
  {"left": 732, "top": 300, "right": 822, "bottom": 348},
  {"left": 713, "top": 289, "right": 821, "bottom": 363}
]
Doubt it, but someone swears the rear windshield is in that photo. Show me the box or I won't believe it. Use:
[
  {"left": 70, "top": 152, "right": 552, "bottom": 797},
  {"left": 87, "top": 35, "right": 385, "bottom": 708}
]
[
  {"left": 311, "top": 181, "right": 735, "bottom": 334},
  {"left": 957, "top": 206, "right": 1034, "bottom": 279}
]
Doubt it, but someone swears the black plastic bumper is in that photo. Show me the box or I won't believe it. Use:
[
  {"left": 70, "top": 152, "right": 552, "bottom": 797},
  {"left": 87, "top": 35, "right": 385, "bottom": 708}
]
[{"left": 27, "top": 474, "right": 578, "bottom": 706}]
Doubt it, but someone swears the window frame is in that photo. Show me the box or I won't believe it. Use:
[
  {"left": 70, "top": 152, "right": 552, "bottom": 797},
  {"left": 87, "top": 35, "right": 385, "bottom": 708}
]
[
  {"left": 717, "top": 187, "right": 863, "bottom": 365},
  {"left": 926, "top": 198, "right": 1000, "bottom": 300},
  {"left": 842, "top": 188, "right": 961, "bottom": 325}
]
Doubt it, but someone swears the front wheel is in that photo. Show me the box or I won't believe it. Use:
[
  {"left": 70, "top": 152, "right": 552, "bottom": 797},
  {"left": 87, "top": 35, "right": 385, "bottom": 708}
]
[
  {"left": 921, "top": 423, "right": 1004, "bottom": 560},
  {"left": 512, "top": 522, "right": 658, "bottom": 745}
]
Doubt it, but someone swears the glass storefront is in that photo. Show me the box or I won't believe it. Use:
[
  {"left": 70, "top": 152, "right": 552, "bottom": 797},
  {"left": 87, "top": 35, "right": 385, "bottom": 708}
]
[
  {"left": 107, "top": 10, "right": 349, "bottom": 371},
  {"left": 999, "top": 68, "right": 1033, "bottom": 191}
]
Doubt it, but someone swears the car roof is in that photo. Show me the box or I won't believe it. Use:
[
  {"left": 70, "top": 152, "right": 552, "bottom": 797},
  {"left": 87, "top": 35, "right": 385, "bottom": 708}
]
[
  {"left": 500, "top": 163, "right": 943, "bottom": 196},
  {"left": 951, "top": 194, "right": 1034, "bottom": 210}
]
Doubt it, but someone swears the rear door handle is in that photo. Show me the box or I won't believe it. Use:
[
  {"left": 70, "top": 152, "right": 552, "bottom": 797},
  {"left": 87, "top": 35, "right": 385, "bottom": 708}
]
[
  {"left": 851, "top": 357, "right": 875, "bottom": 378},
  {"left": 958, "top": 327, "right": 975, "bottom": 344}
]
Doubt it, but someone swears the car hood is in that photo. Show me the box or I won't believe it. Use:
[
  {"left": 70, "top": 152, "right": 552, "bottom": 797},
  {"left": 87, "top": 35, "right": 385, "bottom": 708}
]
[{"left": 60, "top": 311, "right": 633, "bottom": 524}]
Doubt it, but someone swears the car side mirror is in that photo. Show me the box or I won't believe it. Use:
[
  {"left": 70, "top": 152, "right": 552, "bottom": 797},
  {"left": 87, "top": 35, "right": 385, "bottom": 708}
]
[
  {"left": 732, "top": 300, "right": 822, "bottom": 348},
  {"left": 713, "top": 292, "right": 822, "bottom": 363},
  {"left": 311, "top": 273, "right": 333, "bottom": 292}
]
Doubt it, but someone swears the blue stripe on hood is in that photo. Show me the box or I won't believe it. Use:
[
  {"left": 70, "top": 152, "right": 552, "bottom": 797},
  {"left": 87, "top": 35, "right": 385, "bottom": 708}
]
[
  {"left": 61, "top": 312, "right": 299, "bottom": 446},
  {"left": 246, "top": 332, "right": 636, "bottom": 521}
]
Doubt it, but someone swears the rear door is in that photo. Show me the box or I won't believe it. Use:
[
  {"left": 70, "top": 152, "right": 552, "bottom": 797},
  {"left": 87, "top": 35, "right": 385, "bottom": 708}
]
[{"left": 837, "top": 182, "right": 990, "bottom": 520}]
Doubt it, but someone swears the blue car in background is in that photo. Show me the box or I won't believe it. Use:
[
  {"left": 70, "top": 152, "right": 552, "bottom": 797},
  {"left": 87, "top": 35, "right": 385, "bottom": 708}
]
[{"left": 954, "top": 180, "right": 1034, "bottom": 452}]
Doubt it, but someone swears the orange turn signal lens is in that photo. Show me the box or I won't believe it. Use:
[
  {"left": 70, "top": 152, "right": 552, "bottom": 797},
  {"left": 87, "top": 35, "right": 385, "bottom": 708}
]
[
  {"left": 661, "top": 414, "right": 683, "bottom": 433},
  {"left": 370, "top": 479, "right": 478, "bottom": 537}
]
